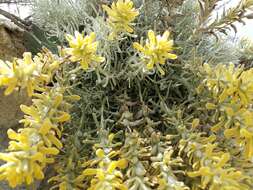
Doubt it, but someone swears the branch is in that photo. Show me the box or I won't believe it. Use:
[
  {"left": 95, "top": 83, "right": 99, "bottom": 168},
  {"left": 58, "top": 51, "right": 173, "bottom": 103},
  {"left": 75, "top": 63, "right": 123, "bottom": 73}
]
[{"left": 0, "top": 8, "right": 30, "bottom": 30}]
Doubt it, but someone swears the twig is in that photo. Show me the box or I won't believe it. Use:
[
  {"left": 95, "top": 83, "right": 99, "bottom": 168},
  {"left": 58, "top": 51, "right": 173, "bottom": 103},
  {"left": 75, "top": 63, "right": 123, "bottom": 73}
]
[{"left": 0, "top": 8, "right": 30, "bottom": 30}]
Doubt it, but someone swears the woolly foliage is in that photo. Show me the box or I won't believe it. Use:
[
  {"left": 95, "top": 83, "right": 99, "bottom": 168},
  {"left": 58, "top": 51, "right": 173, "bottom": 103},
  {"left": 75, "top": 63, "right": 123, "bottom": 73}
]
[{"left": 0, "top": 0, "right": 253, "bottom": 189}]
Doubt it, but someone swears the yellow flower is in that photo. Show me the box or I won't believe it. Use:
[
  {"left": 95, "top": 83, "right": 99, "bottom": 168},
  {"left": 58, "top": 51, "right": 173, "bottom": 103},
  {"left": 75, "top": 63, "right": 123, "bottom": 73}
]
[
  {"left": 65, "top": 31, "right": 105, "bottom": 70},
  {"left": 202, "top": 63, "right": 253, "bottom": 106},
  {"left": 0, "top": 53, "right": 37, "bottom": 96},
  {"left": 102, "top": 0, "right": 139, "bottom": 39},
  {"left": 0, "top": 50, "right": 61, "bottom": 96},
  {"left": 82, "top": 158, "right": 127, "bottom": 190},
  {"left": 187, "top": 152, "right": 249, "bottom": 190},
  {"left": 133, "top": 30, "right": 177, "bottom": 75},
  {"left": 0, "top": 151, "right": 45, "bottom": 187},
  {"left": 183, "top": 139, "right": 250, "bottom": 190},
  {"left": 180, "top": 128, "right": 250, "bottom": 189},
  {"left": 33, "top": 48, "right": 61, "bottom": 81},
  {"left": 0, "top": 86, "right": 78, "bottom": 187},
  {"left": 201, "top": 63, "right": 253, "bottom": 159},
  {"left": 80, "top": 132, "right": 127, "bottom": 190},
  {"left": 0, "top": 127, "right": 59, "bottom": 188},
  {"left": 19, "top": 89, "right": 73, "bottom": 149}
]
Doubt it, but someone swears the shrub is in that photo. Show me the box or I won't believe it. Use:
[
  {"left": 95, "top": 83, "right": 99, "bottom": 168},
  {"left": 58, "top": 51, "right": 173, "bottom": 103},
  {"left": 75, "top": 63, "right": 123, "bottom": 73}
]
[{"left": 0, "top": 0, "right": 253, "bottom": 189}]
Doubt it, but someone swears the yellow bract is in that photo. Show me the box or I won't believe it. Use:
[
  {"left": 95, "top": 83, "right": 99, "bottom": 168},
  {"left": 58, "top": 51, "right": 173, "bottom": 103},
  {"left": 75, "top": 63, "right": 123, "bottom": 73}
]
[
  {"left": 0, "top": 50, "right": 60, "bottom": 96},
  {"left": 102, "top": 0, "right": 139, "bottom": 39},
  {"left": 203, "top": 63, "right": 253, "bottom": 106},
  {"left": 0, "top": 53, "right": 36, "bottom": 96},
  {"left": 0, "top": 86, "right": 77, "bottom": 187},
  {"left": 0, "top": 49, "right": 75, "bottom": 187},
  {"left": 133, "top": 30, "right": 177, "bottom": 75},
  {"left": 187, "top": 146, "right": 248, "bottom": 190},
  {"left": 79, "top": 132, "right": 127, "bottom": 190},
  {"left": 180, "top": 133, "right": 250, "bottom": 190},
  {"left": 0, "top": 127, "right": 59, "bottom": 187},
  {"left": 201, "top": 63, "right": 253, "bottom": 159},
  {"left": 65, "top": 31, "right": 105, "bottom": 70},
  {"left": 82, "top": 159, "right": 128, "bottom": 190}
]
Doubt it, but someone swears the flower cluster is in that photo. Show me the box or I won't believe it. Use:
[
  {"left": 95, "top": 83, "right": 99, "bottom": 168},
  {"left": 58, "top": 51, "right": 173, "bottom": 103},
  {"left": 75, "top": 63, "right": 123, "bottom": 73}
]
[
  {"left": 80, "top": 132, "right": 127, "bottom": 190},
  {"left": 200, "top": 63, "right": 253, "bottom": 159},
  {"left": 5, "top": 0, "right": 251, "bottom": 189},
  {"left": 0, "top": 87, "right": 76, "bottom": 187},
  {"left": 0, "top": 48, "right": 80, "bottom": 187},
  {"left": 102, "top": 0, "right": 139, "bottom": 39},
  {"left": 64, "top": 1, "right": 177, "bottom": 75},
  {"left": 119, "top": 129, "right": 189, "bottom": 190},
  {"left": 82, "top": 149, "right": 127, "bottom": 190},
  {"left": 65, "top": 32, "right": 105, "bottom": 70},
  {"left": 133, "top": 30, "right": 177, "bottom": 75},
  {"left": 0, "top": 49, "right": 60, "bottom": 96},
  {"left": 180, "top": 131, "right": 250, "bottom": 190}
]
